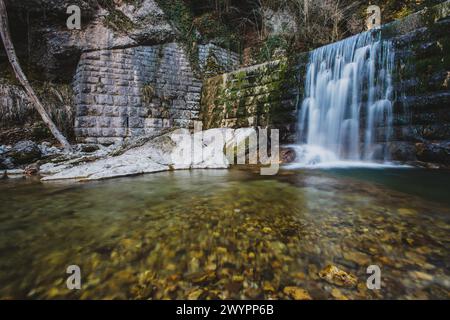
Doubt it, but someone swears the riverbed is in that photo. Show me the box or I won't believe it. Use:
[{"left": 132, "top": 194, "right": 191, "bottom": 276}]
[{"left": 0, "top": 167, "right": 449, "bottom": 299}]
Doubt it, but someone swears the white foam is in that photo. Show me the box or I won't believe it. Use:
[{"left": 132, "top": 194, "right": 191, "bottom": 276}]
[
  {"left": 284, "top": 144, "right": 411, "bottom": 170},
  {"left": 285, "top": 161, "right": 410, "bottom": 170}
]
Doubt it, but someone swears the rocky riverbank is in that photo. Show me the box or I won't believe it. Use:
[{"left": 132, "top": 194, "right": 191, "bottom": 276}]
[{"left": 2, "top": 128, "right": 271, "bottom": 181}]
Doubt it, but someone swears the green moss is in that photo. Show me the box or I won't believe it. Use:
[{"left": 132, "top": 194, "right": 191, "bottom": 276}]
[
  {"left": 141, "top": 84, "right": 155, "bottom": 104},
  {"left": 204, "top": 52, "right": 225, "bottom": 76},
  {"left": 154, "top": 0, "right": 200, "bottom": 73},
  {"left": 105, "top": 13, "right": 134, "bottom": 32},
  {"left": 382, "top": 1, "right": 450, "bottom": 40},
  {"left": 100, "top": 0, "right": 155, "bottom": 33},
  {"left": 200, "top": 56, "right": 298, "bottom": 132}
]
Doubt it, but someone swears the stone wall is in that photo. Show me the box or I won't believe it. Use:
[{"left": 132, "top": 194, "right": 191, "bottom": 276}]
[
  {"left": 74, "top": 43, "right": 202, "bottom": 144},
  {"left": 200, "top": 58, "right": 306, "bottom": 143},
  {"left": 385, "top": 1, "right": 450, "bottom": 165},
  {"left": 198, "top": 43, "right": 240, "bottom": 76}
]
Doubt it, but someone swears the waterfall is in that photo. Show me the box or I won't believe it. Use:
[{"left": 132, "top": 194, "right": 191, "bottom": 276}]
[{"left": 296, "top": 31, "right": 395, "bottom": 166}]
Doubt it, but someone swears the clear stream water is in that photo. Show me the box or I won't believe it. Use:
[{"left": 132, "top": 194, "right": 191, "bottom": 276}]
[{"left": 0, "top": 167, "right": 449, "bottom": 299}]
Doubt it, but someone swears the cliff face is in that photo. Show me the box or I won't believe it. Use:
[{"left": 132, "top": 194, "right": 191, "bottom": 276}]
[{"left": 2, "top": 0, "right": 174, "bottom": 82}]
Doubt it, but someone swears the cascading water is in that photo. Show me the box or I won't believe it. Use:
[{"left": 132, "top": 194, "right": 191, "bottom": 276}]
[{"left": 295, "top": 30, "right": 395, "bottom": 166}]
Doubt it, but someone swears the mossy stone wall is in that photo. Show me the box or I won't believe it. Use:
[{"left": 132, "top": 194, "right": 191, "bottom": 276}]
[
  {"left": 387, "top": 1, "right": 450, "bottom": 164},
  {"left": 200, "top": 56, "right": 307, "bottom": 143}
]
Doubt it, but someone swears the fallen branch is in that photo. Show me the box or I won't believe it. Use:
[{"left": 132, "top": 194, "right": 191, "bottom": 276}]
[{"left": 0, "top": 0, "right": 72, "bottom": 151}]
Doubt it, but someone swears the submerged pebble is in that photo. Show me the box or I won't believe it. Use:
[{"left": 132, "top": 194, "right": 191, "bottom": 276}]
[{"left": 0, "top": 168, "right": 448, "bottom": 299}]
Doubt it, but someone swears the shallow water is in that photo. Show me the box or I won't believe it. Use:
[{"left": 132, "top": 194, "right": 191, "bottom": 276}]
[{"left": 0, "top": 168, "right": 449, "bottom": 300}]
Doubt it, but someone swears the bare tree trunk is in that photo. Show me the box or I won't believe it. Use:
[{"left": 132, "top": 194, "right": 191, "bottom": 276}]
[{"left": 0, "top": 0, "right": 72, "bottom": 151}]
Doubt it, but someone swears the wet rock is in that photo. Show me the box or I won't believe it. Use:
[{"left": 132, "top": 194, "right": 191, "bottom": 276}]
[
  {"left": 8, "top": 141, "right": 42, "bottom": 165},
  {"left": 343, "top": 251, "right": 371, "bottom": 266},
  {"left": 0, "top": 156, "right": 14, "bottom": 170},
  {"left": 244, "top": 287, "right": 263, "bottom": 299},
  {"left": 331, "top": 288, "right": 349, "bottom": 300},
  {"left": 280, "top": 147, "right": 296, "bottom": 164},
  {"left": 319, "top": 265, "right": 357, "bottom": 287},
  {"left": 388, "top": 142, "right": 417, "bottom": 161},
  {"left": 416, "top": 142, "right": 450, "bottom": 166},
  {"left": 39, "top": 142, "right": 64, "bottom": 158},
  {"left": 24, "top": 163, "right": 40, "bottom": 176},
  {"left": 409, "top": 271, "right": 434, "bottom": 281},
  {"left": 283, "top": 286, "right": 312, "bottom": 300},
  {"left": 397, "top": 208, "right": 417, "bottom": 216},
  {"left": 187, "top": 288, "right": 204, "bottom": 300},
  {"left": 78, "top": 144, "right": 101, "bottom": 153},
  {"left": 4, "top": 169, "right": 25, "bottom": 178},
  {"left": 263, "top": 281, "right": 276, "bottom": 292}
]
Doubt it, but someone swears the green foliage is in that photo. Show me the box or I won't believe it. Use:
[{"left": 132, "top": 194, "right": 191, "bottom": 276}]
[
  {"left": 154, "top": 0, "right": 200, "bottom": 71},
  {"left": 254, "top": 35, "right": 290, "bottom": 64},
  {"left": 154, "top": 0, "right": 245, "bottom": 70},
  {"left": 103, "top": 10, "right": 135, "bottom": 32},
  {"left": 204, "top": 52, "right": 225, "bottom": 76},
  {"left": 98, "top": 0, "right": 144, "bottom": 33},
  {"left": 377, "top": 0, "right": 444, "bottom": 21},
  {"left": 193, "top": 12, "right": 241, "bottom": 52}
]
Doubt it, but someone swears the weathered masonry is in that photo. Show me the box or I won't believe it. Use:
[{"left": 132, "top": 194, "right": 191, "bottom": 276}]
[
  {"left": 200, "top": 58, "right": 306, "bottom": 143},
  {"left": 387, "top": 2, "right": 450, "bottom": 163},
  {"left": 74, "top": 43, "right": 203, "bottom": 144}
]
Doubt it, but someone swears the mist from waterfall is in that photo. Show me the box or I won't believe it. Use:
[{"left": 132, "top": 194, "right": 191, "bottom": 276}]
[{"left": 296, "top": 31, "right": 395, "bottom": 167}]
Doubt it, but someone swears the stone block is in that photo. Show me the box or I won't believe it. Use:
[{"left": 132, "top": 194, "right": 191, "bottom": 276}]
[
  {"left": 129, "top": 117, "right": 145, "bottom": 128},
  {"left": 95, "top": 94, "right": 114, "bottom": 105}
]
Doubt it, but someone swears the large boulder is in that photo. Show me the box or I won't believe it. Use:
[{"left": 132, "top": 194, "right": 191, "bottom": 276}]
[
  {"left": 416, "top": 142, "right": 450, "bottom": 166},
  {"left": 40, "top": 128, "right": 259, "bottom": 181},
  {"left": 7, "top": 140, "right": 42, "bottom": 165},
  {"left": 0, "top": 145, "right": 13, "bottom": 170}
]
